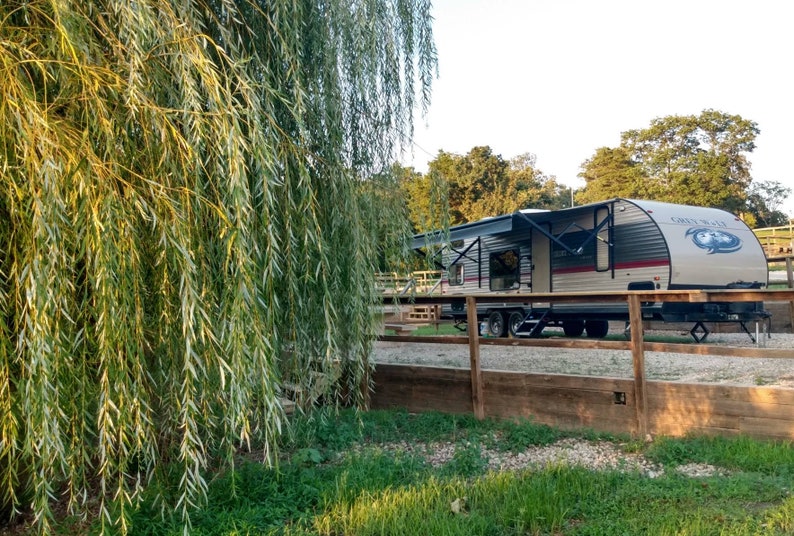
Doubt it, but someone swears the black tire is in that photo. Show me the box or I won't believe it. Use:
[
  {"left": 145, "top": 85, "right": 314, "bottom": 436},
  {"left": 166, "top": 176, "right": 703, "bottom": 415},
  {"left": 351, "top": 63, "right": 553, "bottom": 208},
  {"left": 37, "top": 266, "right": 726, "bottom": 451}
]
[
  {"left": 508, "top": 311, "right": 525, "bottom": 337},
  {"left": 487, "top": 311, "right": 507, "bottom": 338},
  {"left": 562, "top": 320, "right": 585, "bottom": 337},
  {"left": 585, "top": 319, "right": 609, "bottom": 338}
]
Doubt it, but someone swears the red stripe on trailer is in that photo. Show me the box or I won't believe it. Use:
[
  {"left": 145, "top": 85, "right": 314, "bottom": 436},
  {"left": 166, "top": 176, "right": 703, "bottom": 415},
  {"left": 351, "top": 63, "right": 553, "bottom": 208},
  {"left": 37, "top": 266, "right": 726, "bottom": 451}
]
[{"left": 552, "top": 259, "right": 670, "bottom": 275}]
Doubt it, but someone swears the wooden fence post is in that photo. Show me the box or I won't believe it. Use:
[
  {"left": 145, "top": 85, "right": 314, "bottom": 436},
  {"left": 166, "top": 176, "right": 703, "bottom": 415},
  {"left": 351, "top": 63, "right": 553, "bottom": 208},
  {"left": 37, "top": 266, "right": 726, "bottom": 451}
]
[
  {"left": 466, "top": 296, "right": 485, "bottom": 419},
  {"left": 628, "top": 294, "right": 649, "bottom": 438},
  {"left": 786, "top": 257, "right": 794, "bottom": 330}
]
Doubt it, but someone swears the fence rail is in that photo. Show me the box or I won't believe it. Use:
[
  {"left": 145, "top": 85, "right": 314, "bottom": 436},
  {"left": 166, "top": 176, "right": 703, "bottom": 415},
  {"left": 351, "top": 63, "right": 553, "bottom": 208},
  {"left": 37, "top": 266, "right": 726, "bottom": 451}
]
[
  {"left": 373, "top": 289, "right": 794, "bottom": 440},
  {"left": 755, "top": 223, "right": 794, "bottom": 257},
  {"left": 376, "top": 270, "right": 442, "bottom": 296}
]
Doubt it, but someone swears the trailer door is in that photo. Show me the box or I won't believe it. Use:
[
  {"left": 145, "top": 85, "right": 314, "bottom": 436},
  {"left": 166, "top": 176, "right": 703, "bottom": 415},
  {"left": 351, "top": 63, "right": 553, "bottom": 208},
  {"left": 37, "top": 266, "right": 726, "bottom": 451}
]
[{"left": 531, "top": 227, "right": 551, "bottom": 293}]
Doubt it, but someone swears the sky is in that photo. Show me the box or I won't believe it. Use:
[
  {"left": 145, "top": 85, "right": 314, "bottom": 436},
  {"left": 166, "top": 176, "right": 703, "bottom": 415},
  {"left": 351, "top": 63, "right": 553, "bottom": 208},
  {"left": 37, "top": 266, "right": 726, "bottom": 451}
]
[{"left": 401, "top": 0, "right": 794, "bottom": 216}]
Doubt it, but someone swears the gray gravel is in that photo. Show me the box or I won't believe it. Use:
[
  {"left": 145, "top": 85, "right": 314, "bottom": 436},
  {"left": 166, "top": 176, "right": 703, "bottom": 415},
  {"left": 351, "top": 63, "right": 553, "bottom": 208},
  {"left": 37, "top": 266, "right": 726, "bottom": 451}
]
[
  {"left": 372, "top": 330, "right": 794, "bottom": 388},
  {"left": 357, "top": 437, "right": 728, "bottom": 478}
]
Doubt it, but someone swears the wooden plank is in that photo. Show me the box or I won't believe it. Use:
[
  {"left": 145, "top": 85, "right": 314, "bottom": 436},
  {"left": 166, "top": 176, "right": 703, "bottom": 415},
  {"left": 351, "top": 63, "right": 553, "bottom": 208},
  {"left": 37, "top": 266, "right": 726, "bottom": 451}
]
[
  {"left": 484, "top": 382, "right": 635, "bottom": 410},
  {"left": 372, "top": 365, "right": 472, "bottom": 414},
  {"left": 379, "top": 335, "right": 470, "bottom": 344},
  {"left": 642, "top": 342, "right": 793, "bottom": 359},
  {"left": 645, "top": 382, "right": 794, "bottom": 406},
  {"left": 382, "top": 288, "right": 794, "bottom": 305},
  {"left": 628, "top": 294, "right": 648, "bottom": 438},
  {"left": 646, "top": 396, "right": 794, "bottom": 424},
  {"left": 373, "top": 364, "right": 471, "bottom": 411},
  {"left": 648, "top": 412, "right": 794, "bottom": 441},
  {"left": 648, "top": 410, "right": 740, "bottom": 429},
  {"left": 766, "top": 254, "right": 794, "bottom": 262},
  {"left": 478, "top": 338, "right": 632, "bottom": 350},
  {"left": 646, "top": 391, "right": 794, "bottom": 415},
  {"left": 373, "top": 364, "right": 470, "bottom": 384},
  {"left": 646, "top": 404, "right": 742, "bottom": 435},
  {"left": 708, "top": 399, "right": 793, "bottom": 420},
  {"left": 482, "top": 372, "right": 633, "bottom": 395},
  {"left": 644, "top": 381, "right": 794, "bottom": 438},
  {"left": 467, "top": 296, "right": 485, "bottom": 419},
  {"left": 379, "top": 334, "right": 632, "bottom": 350},
  {"left": 739, "top": 416, "right": 794, "bottom": 440},
  {"left": 481, "top": 371, "right": 635, "bottom": 392}
]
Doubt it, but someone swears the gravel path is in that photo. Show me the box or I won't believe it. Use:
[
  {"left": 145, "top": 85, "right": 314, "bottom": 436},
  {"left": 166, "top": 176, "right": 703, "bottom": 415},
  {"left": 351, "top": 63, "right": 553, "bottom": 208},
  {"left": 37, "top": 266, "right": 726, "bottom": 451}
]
[
  {"left": 365, "top": 437, "right": 725, "bottom": 478},
  {"left": 372, "top": 330, "right": 794, "bottom": 388}
]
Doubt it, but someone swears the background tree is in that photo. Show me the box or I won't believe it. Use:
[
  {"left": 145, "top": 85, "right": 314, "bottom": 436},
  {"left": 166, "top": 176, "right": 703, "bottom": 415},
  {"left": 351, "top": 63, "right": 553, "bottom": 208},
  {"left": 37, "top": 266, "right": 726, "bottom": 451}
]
[
  {"left": 422, "top": 146, "right": 565, "bottom": 225},
  {"left": 0, "top": 0, "right": 435, "bottom": 532},
  {"left": 508, "top": 153, "right": 569, "bottom": 211},
  {"left": 434, "top": 146, "right": 508, "bottom": 223},
  {"left": 576, "top": 110, "right": 776, "bottom": 219},
  {"left": 576, "top": 147, "right": 649, "bottom": 204},
  {"left": 744, "top": 180, "right": 792, "bottom": 227}
]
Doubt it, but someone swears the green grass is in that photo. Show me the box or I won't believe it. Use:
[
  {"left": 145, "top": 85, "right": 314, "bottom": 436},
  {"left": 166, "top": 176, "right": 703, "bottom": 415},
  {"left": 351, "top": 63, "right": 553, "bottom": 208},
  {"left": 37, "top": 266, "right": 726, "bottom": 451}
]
[
  {"left": 117, "top": 408, "right": 794, "bottom": 535},
  {"left": 398, "top": 323, "right": 696, "bottom": 344},
  {"left": 410, "top": 322, "right": 464, "bottom": 336}
]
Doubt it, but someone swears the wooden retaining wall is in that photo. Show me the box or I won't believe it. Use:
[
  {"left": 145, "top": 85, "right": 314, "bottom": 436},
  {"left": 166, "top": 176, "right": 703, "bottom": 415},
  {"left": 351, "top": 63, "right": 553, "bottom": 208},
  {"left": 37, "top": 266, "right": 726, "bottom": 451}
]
[
  {"left": 371, "top": 365, "right": 794, "bottom": 441},
  {"left": 374, "top": 289, "right": 794, "bottom": 442}
]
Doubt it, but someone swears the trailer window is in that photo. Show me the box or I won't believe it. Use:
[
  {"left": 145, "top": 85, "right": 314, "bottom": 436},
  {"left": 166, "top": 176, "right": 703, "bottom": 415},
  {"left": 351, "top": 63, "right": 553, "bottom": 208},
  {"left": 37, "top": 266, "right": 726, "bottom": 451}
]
[
  {"left": 489, "top": 249, "right": 520, "bottom": 291},
  {"left": 448, "top": 264, "right": 464, "bottom": 286}
]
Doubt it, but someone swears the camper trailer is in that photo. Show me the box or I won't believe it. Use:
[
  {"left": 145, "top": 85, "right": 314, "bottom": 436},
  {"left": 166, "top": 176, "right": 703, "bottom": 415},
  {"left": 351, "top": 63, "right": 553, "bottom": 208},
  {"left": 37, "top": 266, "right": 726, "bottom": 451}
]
[{"left": 412, "top": 198, "right": 769, "bottom": 341}]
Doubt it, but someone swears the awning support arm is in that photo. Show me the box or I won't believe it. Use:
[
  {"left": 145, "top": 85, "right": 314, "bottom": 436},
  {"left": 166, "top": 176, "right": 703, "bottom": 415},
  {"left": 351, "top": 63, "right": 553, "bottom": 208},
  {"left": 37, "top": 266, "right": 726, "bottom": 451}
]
[
  {"left": 515, "top": 210, "right": 613, "bottom": 255},
  {"left": 414, "top": 237, "right": 481, "bottom": 271},
  {"left": 449, "top": 237, "right": 481, "bottom": 266}
]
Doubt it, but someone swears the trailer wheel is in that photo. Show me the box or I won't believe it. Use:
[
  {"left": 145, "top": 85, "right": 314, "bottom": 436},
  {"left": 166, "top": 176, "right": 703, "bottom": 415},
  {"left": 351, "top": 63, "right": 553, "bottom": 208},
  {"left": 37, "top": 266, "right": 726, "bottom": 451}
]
[
  {"left": 508, "top": 311, "right": 525, "bottom": 337},
  {"left": 562, "top": 320, "right": 585, "bottom": 337},
  {"left": 487, "top": 311, "right": 507, "bottom": 338},
  {"left": 585, "top": 319, "right": 609, "bottom": 338}
]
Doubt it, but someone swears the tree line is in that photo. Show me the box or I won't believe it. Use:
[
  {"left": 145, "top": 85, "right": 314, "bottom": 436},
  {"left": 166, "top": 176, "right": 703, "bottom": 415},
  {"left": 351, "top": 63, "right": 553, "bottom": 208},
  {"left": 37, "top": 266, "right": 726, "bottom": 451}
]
[{"left": 393, "top": 110, "right": 790, "bottom": 234}]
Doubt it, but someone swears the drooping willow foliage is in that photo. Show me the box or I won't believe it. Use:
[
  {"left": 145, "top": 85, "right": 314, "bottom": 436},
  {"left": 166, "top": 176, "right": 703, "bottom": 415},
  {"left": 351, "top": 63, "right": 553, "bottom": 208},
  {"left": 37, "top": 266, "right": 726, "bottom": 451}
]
[{"left": 0, "top": 0, "right": 435, "bottom": 532}]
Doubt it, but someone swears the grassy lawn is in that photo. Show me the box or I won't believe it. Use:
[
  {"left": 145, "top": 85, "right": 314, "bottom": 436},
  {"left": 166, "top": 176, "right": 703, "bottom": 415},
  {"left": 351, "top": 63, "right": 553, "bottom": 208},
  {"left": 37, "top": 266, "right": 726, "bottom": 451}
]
[
  {"left": 389, "top": 322, "right": 696, "bottom": 344},
  {"left": 118, "top": 408, "right": 794, "bottom": 535}
]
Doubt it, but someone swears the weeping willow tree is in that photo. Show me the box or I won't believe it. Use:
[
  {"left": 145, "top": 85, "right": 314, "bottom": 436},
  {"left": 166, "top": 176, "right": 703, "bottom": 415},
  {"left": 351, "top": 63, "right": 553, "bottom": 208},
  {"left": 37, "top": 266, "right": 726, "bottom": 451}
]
[{"left": 0, "top": 0, "right": 435, "bottom": 532}]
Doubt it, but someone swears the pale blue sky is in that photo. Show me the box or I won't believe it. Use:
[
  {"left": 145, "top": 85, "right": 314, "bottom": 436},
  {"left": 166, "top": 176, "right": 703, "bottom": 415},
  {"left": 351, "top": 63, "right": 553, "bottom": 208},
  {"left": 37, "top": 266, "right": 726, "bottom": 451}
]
[{"left": 403, "top": 0, "right": 794, "bottom": 215}]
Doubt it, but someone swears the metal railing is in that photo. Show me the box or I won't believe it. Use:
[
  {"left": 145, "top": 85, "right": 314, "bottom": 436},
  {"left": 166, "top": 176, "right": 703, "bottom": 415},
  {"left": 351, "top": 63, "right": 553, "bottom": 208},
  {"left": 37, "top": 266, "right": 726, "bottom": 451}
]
[{"left": 376, "top": 270, "right": 442, "bottom": 296}]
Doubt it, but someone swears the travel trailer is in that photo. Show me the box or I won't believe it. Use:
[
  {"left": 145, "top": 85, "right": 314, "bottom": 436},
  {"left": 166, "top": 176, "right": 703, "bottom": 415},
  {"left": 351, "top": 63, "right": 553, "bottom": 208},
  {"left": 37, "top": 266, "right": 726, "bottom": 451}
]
[{"left": 412, "top": 198, "right": 769, "bottom": 341}]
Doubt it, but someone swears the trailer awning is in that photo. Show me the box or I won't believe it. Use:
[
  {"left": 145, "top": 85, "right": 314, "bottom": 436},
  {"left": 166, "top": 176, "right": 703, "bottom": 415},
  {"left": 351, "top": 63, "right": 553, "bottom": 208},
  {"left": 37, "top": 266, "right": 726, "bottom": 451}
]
[
  {"left": 411, "top": 215, "right": 514, "bottom": 249},
  {"left": 411, "top": 203, "right": 613, "bottom": 256}
]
